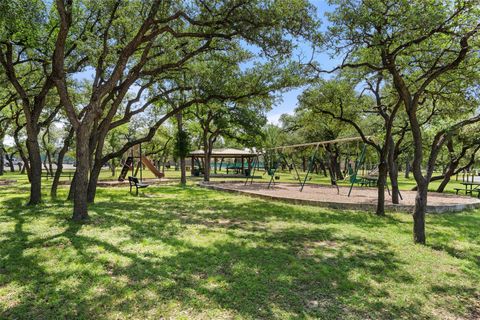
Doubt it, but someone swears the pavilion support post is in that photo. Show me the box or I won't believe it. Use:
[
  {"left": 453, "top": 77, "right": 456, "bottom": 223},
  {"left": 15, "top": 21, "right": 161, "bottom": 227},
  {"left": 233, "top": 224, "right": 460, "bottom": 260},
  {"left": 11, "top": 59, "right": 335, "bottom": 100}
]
[
  {"left": 241, "top": 156, "right": 244, "bottom": 175},
  {"left": 214, "top": 157, "right": 217, "bottom": 174},
  {"left": 191, "top": 156, "right": 194, "bottom": 175}
]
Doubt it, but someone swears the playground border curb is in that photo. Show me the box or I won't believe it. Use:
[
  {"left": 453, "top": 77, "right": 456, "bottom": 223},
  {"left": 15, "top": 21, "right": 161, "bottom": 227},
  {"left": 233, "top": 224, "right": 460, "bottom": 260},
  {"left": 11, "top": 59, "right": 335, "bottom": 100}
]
[{"left": 199, "top": 181, "right": 480, "bottom": 214}]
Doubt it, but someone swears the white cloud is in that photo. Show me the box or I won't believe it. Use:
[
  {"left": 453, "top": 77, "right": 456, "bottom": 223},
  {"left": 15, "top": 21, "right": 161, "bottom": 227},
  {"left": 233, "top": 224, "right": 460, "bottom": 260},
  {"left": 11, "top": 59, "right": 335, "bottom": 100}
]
[
  {"left": 267, "top": 111, "right": 294, "bottom": 125},
  {"left": 267, "top": 113, "right": 282, "bottom": 125}
]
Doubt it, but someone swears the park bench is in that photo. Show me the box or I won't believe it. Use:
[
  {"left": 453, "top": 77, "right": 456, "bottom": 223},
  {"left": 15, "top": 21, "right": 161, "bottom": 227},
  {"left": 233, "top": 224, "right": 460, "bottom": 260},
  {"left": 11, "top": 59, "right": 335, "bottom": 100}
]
[
  {"left": 453, "top": 188, "right": 463, "bottom": 195},
  {"left": 128, "top": 176, "right": 149, "bottom": 196}
]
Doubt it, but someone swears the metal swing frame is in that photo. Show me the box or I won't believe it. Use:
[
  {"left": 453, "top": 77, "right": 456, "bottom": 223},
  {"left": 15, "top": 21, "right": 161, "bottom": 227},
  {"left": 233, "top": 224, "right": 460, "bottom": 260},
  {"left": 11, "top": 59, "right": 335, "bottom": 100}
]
[
  {"left": 300, "top": 144, "right": 320, "bottom": 191},
  {"left": 266, "top": 137, "right": 369, "bottom": 192},
  {"left": 244, "top": 155, "right": 261, "bottom": 186},
  {"left": 266, "top": 150, "right": 303, "bottom": 189}
]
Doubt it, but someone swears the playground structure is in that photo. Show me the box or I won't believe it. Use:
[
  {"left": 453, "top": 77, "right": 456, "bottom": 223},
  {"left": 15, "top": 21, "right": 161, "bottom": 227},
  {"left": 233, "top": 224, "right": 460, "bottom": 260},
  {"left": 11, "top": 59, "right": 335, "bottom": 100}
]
[
  {"left": 188, "top": 148, "right": 259, "bottom": 178},
  {"left": 118, "top": 144, "right": 164, "bottom": 182}
]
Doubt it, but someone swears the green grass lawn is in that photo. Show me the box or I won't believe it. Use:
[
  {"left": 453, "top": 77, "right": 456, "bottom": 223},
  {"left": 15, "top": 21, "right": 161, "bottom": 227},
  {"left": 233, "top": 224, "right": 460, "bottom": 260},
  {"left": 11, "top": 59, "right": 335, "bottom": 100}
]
[{"left": 0, "top": 173, "right": 479, "bottom": 319}]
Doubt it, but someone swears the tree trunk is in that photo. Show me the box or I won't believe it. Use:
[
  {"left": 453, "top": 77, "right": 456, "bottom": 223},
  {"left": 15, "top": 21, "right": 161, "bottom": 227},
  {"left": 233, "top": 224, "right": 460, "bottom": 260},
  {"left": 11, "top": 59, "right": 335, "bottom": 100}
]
[
  {"left": 176, "top": 112, "right": 186, "bottom": 186},
  {"left": 319, "top": 161, "right": 327, "bottom": 177},
  {"left": 0, "top": 140, "right": 4, "bottom": 176},
  {"left": 109, "top": 161, "right": 116, "bottom": 176},
  {"left": 408, "top": 107, "right": 427, "bottom": 244},
  {"left": 86, "top": 125, "right": 110, "bottom": 204},
  {"left": 335, "top": 160, "right": 343, "bottom": 180},
  {"left": 42, "top": 160, "right": 48, "bottom": 175},
  {"left": 413, "top": 182, "right": 427, "bottom": 244},
  {"left": 72, "top": 125, "right": 91, "bottom": 221},
  {"left": 435, "top": 139, "right": 457, "bottom": 193},
  {"left": 327, "top": 159, "right": 336, "bottom": 185},
  {"left": 179, "top": 156, "right": 186, "bottom": 185},
  {"left": 5, "top": 154, "right": 15, "bottom": 172},
  {"left": 87, "top": 161, "right": 102, "bottom": 203},
  {"left": 51, "top": 157, "right": 64, "bottom": 199},
  {"left": 387, "top": 137, "right": 400, "bottom": 204},
  {"left": 25, "top": 129, "right": 43, "bottom": 205},
  {"left": 202, "top": 129, "right": 211, "bottom": 182},
  {"left": 67, "top": 171, "right": 76, "bottom": 201},
  {"left": 203, "top": 152, "right": 211, "bottom": 182},
  {"left": 333, "top": 149, "right": 344, "bottom": 180},
  {"left": 46, "top": 150, "right": 54, "bottom": 176},
  {"left": 13, "top": 126, "right": 30, "bottom": 177},
  {"left": 436, "top": 166, "right": 456, "bottom": 193},
  {"left": 404, "top": 159, "right": 411, "bottom": 178},
  {"left": 51, "top": 130, "right": 73, "bottom": 198},
  {"left": 376, "top": 153, "right": 388, "bottom": 216},
  {"left": 436, "top": 142, "right": 478, "bottom": 193}
]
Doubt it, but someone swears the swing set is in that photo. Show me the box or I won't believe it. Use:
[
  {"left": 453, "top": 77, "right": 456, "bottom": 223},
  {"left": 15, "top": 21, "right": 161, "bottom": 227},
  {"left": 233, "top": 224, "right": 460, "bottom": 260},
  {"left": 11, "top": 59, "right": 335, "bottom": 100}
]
[{"left": 245, "top": 136, "right": 399, "bottom": 198}]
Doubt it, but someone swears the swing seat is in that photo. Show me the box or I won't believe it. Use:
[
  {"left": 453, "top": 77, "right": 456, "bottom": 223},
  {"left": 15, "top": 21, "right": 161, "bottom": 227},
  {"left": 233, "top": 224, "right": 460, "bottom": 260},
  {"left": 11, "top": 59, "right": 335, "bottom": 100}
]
[{"left": 349, "top": 174, "right": 363, "bottom": 184}]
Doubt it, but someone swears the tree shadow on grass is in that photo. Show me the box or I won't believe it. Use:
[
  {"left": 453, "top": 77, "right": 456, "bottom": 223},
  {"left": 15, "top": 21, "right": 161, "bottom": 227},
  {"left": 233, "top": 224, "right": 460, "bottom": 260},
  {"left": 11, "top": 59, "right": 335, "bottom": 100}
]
[
  {"left": 426, "top": 212, "right": 480, "bottom": 266},
  {"left": 0, "top": 188, "right": 474, "bottom": 319},
  {"left": 103, "top": 186, "right": 401, "bottom": 227},
  {"left": 0, "top": 214, "right": 413, "bottom": 319}
]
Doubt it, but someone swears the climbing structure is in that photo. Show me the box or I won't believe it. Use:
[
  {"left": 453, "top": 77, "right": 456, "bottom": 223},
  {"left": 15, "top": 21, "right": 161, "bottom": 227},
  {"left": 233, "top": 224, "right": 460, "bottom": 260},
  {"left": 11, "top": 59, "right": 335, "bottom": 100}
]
[
  {"left": 118, "top": 156, "right": 134, "bottom": 181},
  {"left": 118, "top": 144, "right": 164, "bottom": 181}
]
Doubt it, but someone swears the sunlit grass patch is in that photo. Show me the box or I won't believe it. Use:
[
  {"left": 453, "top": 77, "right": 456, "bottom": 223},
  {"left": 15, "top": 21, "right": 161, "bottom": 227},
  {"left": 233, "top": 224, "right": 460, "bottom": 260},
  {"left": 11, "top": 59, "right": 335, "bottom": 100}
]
[{"left": 0, "top": 175, "right": 479, "bottom": 319}]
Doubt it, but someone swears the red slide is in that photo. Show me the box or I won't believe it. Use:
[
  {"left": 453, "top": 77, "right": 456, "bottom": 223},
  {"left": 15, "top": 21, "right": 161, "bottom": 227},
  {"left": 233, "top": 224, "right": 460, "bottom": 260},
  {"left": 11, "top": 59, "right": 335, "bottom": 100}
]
[{"left": 141, "top": 156, "right": 164, "bottom": 178}]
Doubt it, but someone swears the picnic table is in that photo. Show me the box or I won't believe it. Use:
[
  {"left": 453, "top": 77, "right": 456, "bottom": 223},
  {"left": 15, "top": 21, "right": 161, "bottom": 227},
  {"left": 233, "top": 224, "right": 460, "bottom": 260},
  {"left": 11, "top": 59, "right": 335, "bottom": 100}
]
[
  {"left": 360, "top": 176, "right": 378, "bottom": 187},
  {"left": 459, "top": 181, "right": 480, "bottom": 196}
]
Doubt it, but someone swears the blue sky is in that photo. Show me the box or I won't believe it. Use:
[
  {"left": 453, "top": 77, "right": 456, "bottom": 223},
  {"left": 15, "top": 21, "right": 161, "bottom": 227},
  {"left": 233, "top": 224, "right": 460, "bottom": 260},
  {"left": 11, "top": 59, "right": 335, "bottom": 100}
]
[{"left": 267, "top": 0, "right": 338, "bottom": 124}]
